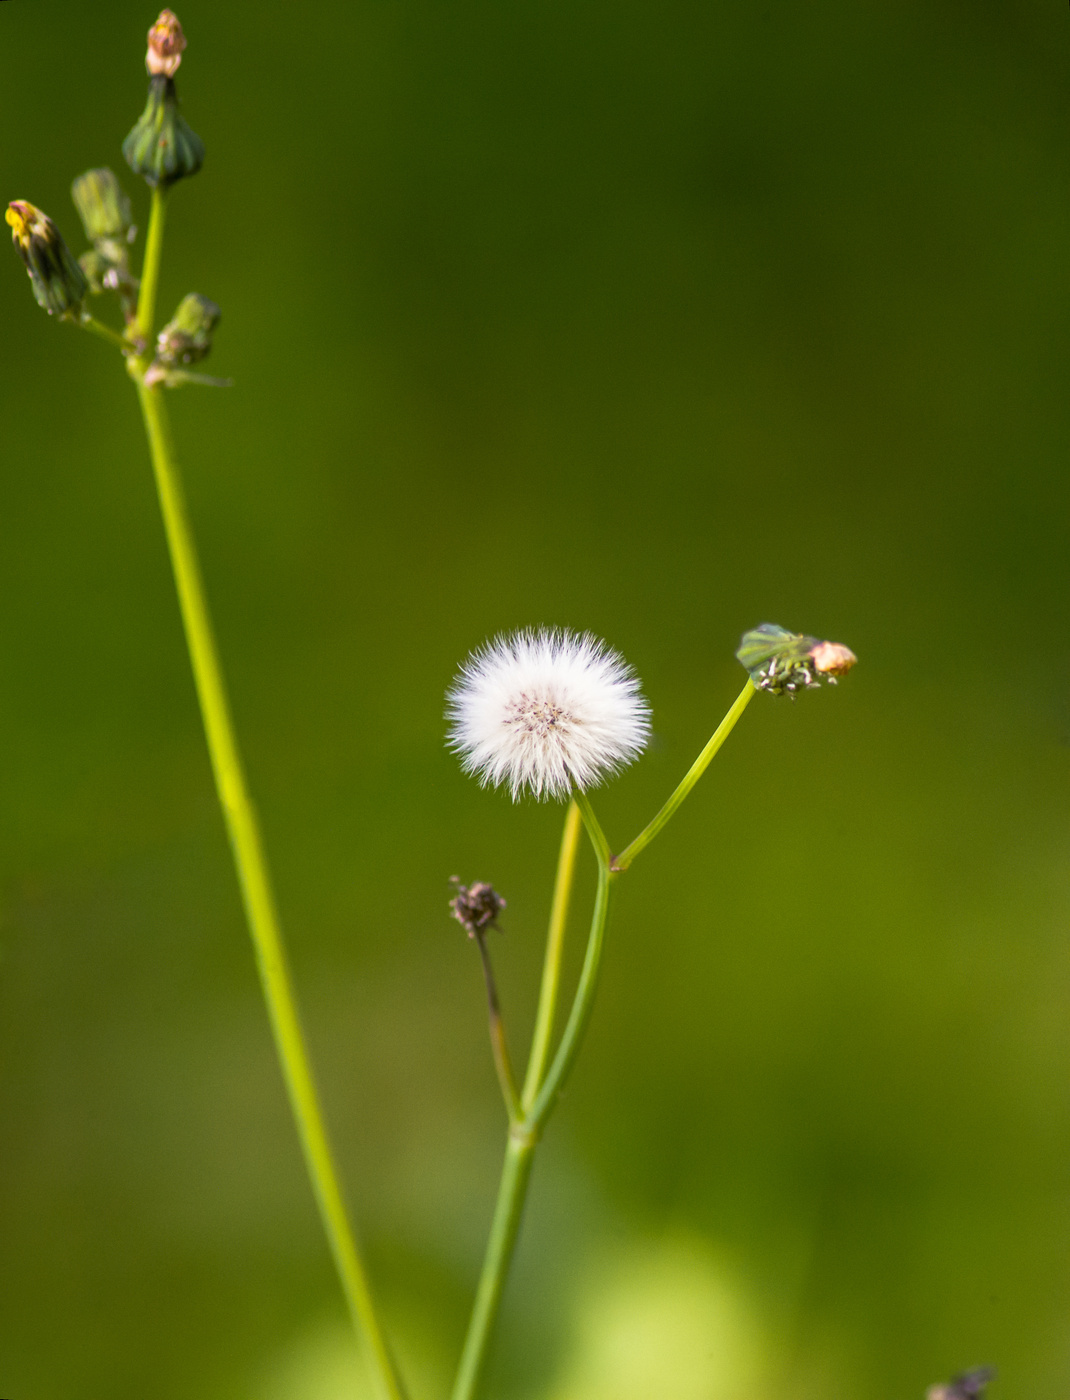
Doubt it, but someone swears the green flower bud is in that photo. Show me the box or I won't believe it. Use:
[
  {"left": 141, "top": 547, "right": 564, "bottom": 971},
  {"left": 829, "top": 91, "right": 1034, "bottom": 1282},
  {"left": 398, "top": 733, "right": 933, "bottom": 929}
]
[
  {"left": 737, "top": 623, "right": 857, "bottom": 696},
  {"left": 155, "top": 293, "right": 221, "bottom": 367},
  {"left": 6, "top": 201, "right": 88, "bottom": 317},
  {"left": 71, "top": 168, "right": 133, "bottom": 245},
  {"left": 123, "top": 74, "right": 204, "bottom": 188}
]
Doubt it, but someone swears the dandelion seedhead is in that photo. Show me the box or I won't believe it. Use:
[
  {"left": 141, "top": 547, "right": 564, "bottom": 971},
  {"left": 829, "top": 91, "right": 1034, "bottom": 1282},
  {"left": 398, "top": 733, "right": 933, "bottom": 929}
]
[
  {"left": 449, "top": 879, "right": 507, "bottom": 939},
  {"left": 737, "top": 623, "right": 857, "bottom": 697},
  {"left": 447, "top": 628, "right": 651, "bottom": 801}
]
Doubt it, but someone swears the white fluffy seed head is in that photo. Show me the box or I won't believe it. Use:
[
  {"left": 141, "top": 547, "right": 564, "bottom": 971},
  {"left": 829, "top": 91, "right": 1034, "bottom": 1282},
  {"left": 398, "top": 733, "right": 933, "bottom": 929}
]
[{"left": 446, "top": 628, "right": 651, "bottom": 801}]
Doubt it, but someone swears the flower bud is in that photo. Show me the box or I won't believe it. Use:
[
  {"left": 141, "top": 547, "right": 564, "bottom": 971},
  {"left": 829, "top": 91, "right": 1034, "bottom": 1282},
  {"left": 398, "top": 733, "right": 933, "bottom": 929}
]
[
  {"left": 154, "top": 293, "right": 221, "bottom": 367},
  {"left": 6, "top": 201, "right": 88, "bottom": 317},
  {"left": 736, "top": 623, "right": 857, "bottom": 696},
  {"left": 71, "top": 168, "right": 133, "bottom": 245},
  {"left": 123, "top": 75, "right": 204, "bottom": 188},
  {"left": 146, "top": 9, "right": 187, "bottom": 77}
]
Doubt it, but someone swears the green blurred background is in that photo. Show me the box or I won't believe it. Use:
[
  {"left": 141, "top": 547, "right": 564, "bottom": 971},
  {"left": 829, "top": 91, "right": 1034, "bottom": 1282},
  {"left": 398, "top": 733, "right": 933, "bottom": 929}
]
[{"left": 2, "top": 2, "right": 1070, "bottom": 1396}]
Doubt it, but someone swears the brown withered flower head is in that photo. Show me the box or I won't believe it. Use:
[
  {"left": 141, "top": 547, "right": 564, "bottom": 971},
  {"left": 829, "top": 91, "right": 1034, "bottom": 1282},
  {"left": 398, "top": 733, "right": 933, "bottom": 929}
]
[
  {"left": 449, "top": 879, "right": 507, "bottom": 939},
  {"left": 926, "top": 1367, "right": 996, "bottom": 1400},
  {"left": 146, "top": 9, "right": 187, "bottom": 76}
]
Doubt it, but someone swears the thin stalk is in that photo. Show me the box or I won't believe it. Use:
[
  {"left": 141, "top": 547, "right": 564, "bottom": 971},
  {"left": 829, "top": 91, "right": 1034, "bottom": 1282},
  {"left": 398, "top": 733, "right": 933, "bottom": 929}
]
[
  {"left": 450, "top": 796, "right": 616, "bottom": 1400},
  {"left": 131, "top": 199, "right": 403, "bottom": 1400},
  {"left": 135, "top": 185, "right": 167, "bottom": 339},
  {"left": 614, "top": 679, "right": 755, "bottom": 871},
  {"left": 528, "top": 801, "right": 614, "bottom": 1131},
  {"left": 450, "top": 1130, "right": 536, "bottom": 1400},
  {"left": 521, "top": 799, "right": 582, "bottom": 1112},
  {"left": 79, "top": 314, "right": 130, "bottom": 351},
  {"left": 135, "top": 383, "right": 404, "bottom": 1400},
  {"left": 572, "top": 787, "right": 612, "bottom": 868},
  {"left": 475, "top": 931, "right": 521, "bottom": 1121}
]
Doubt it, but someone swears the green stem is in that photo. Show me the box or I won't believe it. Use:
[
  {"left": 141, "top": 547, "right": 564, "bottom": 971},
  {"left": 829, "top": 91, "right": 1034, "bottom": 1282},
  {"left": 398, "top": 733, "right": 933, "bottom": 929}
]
[
  {"left": 475, "top": 932, "right": 521, "bottom": 1122},
  {"left": 78, "top": 314, "right": 131, "bottom": 351},
  {"left": 521, "top": 799, "right": 581, "bottom": 1112},
  {"left": 130, "top": 198, "right": 403, "bottom": 1400},
  {"left": 614, "top": 679, "right": 755, "bottom": 871},
  {"left": 136, "top": 185, "right": 167, "bottom": 340},
  {"left": 450, "top": 1130, "right": 536, "bottom": 1400},
  {"left": 450, "top": 797, "right": 615, "bottom": 1400},
  {"left": 528, "top": 801, "right": 615, "bottom": 1131},
  {"left": 572, "top": 787, "right": 612, "bottom": 868}
]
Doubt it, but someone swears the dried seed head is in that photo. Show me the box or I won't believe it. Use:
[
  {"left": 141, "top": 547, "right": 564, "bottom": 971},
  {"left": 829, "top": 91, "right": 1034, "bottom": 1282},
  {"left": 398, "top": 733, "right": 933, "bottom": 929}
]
[
  {"left": 736, "top": 623, "right": 857, "bottom": 697},
  {"left": 146, "top": 9, "right": 187, "bottom": 77},
  {"left": 926, "top": 1368, "right": 996, "bottom": 1400},
  {"left": 449, "top": 879, "right": 507, "bottom": 939},
  {"left": 6, "top": 201, "right": 88, "bottom": 317}
]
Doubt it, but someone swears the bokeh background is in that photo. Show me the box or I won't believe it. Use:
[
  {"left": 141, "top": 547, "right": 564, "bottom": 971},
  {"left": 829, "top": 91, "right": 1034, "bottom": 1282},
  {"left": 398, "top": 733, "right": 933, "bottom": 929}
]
[{"left": 2, "top": 2, "right": 1069, "bottom": 1397}]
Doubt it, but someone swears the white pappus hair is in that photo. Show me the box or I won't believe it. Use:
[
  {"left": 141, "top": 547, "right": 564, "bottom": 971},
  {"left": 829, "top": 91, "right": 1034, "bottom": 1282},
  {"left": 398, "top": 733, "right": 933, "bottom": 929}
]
[{"left": 446, "top": 628, "right": 651, "bottom": 801}]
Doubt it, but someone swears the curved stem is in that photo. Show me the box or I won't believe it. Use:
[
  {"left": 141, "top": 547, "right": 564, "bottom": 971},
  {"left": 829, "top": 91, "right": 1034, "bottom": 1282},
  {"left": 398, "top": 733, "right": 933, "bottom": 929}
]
[
  {"left": 134, "top": 383, "right": 404, "bottom": 1400},
  {"left": 571, "top": 788, "right": 612, "bottom": 868},
  {"left": 614, "top": 679, "right": 755, "bottom": 871},
  {"left": 521, "top": 799, "right": 581, "bottom": 1111}
]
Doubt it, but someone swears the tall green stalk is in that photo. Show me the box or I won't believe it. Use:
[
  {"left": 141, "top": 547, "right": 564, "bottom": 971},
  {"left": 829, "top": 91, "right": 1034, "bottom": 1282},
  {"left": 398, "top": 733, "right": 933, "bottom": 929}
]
[{"left": 132, "top": 189, "right": 404, "bottom": 1400}]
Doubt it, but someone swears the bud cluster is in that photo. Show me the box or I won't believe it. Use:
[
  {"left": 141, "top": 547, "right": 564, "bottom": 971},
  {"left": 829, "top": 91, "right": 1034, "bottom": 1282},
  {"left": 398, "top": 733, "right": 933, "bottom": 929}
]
[{"left": 5, "top": 11, "right": 227, "bottom": 389}]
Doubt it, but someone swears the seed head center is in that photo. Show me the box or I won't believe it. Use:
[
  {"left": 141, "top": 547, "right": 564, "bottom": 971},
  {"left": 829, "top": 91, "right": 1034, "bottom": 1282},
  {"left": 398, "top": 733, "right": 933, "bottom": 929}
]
[{"left": 507, "top": 693, "right": 572, "bottom": 738}]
